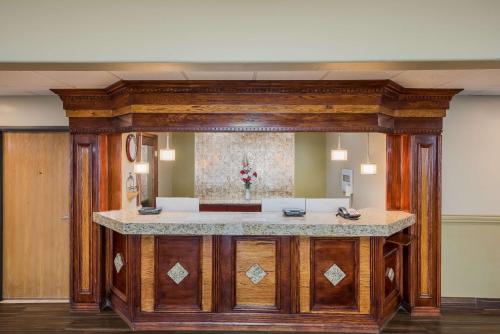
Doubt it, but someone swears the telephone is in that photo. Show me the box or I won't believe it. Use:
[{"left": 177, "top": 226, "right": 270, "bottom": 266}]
[{"left": 337, "top": 207, "right": 361, "bottom": 220}]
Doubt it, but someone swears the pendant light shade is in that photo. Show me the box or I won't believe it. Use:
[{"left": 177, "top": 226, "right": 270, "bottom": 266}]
[
  {"left": 360, "top": 133, "right": 377, "bottom": 175},
  {"left": 160, "top": 133, "right": 176, "bottom": 161},
  {"left": 160, "top": 149, "right": 176, "bottom": 161},
  {"left": 331, "top": 133, "right": 348, "bottom": 161},
  {"left": 360, "top": 163, "right": 377, "bottom": 175},
  {"left": 134, "top": 162, "right": 149, "bottom": 174}
]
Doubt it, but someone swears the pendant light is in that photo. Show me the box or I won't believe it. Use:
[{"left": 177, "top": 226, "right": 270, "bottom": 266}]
[
  {"left": 134, "top": 161, "right": 149, "bottom": 174},
  {"left": 331, "top": 133, "right": 348, "bottom": 161},
  {"left": 360, "top": 133, "right": 377, "bottom": 175},
  {"left": 160, "top": 133, "right": 176, "bottom": 161}
]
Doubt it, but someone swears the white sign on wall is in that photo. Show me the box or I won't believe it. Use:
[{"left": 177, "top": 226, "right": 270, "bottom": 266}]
[{"left": 341, "top": 168, "right": 353, "bottom": 196}]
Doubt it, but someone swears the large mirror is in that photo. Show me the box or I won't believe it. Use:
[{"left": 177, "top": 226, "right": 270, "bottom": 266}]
[{"left": 129, "top": 132, "right": 387, "bottom": 210}]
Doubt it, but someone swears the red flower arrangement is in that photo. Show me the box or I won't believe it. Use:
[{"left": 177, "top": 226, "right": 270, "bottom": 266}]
[{"left": 240, "top": 154, "right": 257, "bottom": 189}]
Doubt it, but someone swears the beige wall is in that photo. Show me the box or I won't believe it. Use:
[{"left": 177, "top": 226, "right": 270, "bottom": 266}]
[
  {"left": 157, "top": 133, "right": 174, "bottom": 197},
  {"left": 326, "top": 133, "right": 386, "bottom": 209},
  {"left": 0, "top": 96, "right": 67, "bottom": 127},
  {"left": 1, "top": 1, "right": 499, "bottom": 63},
  {"left": 294, "top": 133, "right": 326, "bottom": 198},
  {"left": 441, "top": 96, "right": 500, "bottom": 298},
  {"left": 171, "top": 132, "right": 195, "bottom": 197}
]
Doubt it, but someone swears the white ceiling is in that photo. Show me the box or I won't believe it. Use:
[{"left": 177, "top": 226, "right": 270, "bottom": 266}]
[{"left": 0, "top": 69, "right": 500, "bottom": 95}]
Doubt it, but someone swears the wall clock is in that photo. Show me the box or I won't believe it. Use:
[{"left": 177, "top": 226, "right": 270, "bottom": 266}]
[{"left": 125, "top": 134, "right": 137, "bottom": 162}]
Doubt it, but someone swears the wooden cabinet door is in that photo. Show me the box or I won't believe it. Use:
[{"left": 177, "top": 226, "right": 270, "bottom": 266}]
[
  {"left": 218, "top": 236, "right": 291, "bottom": 313},
  {"left": 3, "top": 132, "right": 70, "bottom": 299}
]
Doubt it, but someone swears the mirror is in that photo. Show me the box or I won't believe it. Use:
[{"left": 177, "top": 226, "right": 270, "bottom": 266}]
[
  {"left": 132, "top": 132, "right": 387, "bottom": 210},
  {"left": 137, "top": 133, "right": 158, "bottom": 207}
]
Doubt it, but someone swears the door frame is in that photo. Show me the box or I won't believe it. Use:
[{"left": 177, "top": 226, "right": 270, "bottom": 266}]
[
  {"left": 137, "top": 132, "right": 159, "bottom": 207},
  {"left": 0, "top": 126, "right": 69, "bottom": 301}
]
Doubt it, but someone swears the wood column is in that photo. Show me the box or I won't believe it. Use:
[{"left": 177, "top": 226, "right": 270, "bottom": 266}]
[
  {"left": 386, "top": 134, "right": 441, "bottom": 315},
  {"left": 71, "top": 134, "right": 108, "bottom": 310}
]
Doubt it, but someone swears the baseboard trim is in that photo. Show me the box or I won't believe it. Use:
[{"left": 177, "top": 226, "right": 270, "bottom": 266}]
[
  {"left": 442, "top": 297, "right": 500, "bottom": 309},
  {"left": 0, "top": 299, "right": 69, "bottom": 304}
]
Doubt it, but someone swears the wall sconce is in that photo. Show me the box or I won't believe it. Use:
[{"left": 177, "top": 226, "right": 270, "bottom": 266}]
[
  {"left": 126, "top": 172, "right": 137, "bottom": 192},
  {"left": 331, "top": 133, "right": 348, "bottom": 161},
  {"left": 134, "top": 162, "right": 149, "bottom": 174},
  {"left": 160, "top": 133, "right": 176, "bottom": 161},
  {"left": 360, "top": 133, "right": 377, "bottom": 175}
]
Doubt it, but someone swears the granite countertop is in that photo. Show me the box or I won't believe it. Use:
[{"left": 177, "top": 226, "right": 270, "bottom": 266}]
[
  {"left": 199, "top": 199, "right": 262, "bottom": 205},
  {"left": 93, "top": 208, "right": 415, "bottom": 237}
]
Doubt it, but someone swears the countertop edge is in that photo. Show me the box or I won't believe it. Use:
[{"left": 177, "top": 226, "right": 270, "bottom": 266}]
[{"left": 93, "top": 211, "right": 415, "bottom": 237}]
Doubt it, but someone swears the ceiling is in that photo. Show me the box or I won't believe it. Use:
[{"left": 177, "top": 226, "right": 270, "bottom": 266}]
[{"left": 0, "top": 69, "right": 500, "bottom": 96}]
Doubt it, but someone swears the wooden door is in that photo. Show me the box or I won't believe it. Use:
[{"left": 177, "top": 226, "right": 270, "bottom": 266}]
[{"left": 3, "top": 132, "right": 70, "bottom": 299}]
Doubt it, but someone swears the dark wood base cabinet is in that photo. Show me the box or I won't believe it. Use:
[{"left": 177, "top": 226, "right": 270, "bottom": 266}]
[{"left": 106, "top": 232, "right": 405, "bottom": 333}]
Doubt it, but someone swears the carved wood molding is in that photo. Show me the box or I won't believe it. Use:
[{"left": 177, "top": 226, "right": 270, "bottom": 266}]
[{"left": 53, "top": 80, "right": 461, "bottom": 134}]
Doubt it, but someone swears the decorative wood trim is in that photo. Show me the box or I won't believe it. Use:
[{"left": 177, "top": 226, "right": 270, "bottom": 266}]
[
  {"left": 66, "top": 105, "right": 447, "bottom": 118},
  {"left": 299, "top": 236, "right": 310, "bottom": 313},
  {"left": 140, "top": 236, "right": 155, "bottom": 312},
  {"left": 79, "top": 145, "right": 91, "bottom": 292},
  {"left": 201, "top": 236, "right": 213, "bottom": 312},
  {"left": 54, "top": 80, "right": 460, "bottom": 134},
  {"left": 359, "top": 237, "right": 371, "bottom": 314},
  {"left": 419, "top": 147, "right": 430, "bottom": 298},
  {"left": 442, "top": 215, "right": 500, "bottom": 224}
]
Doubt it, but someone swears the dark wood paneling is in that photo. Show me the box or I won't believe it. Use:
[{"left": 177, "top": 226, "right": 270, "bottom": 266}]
[
  {"left": 71, "top": 134, "right": 107, "bottom": 310},
  {"left": 410, "top": 135, "right": 441, "bottom": 314},
  {"left": 388, "top": 134, "right": 441, "bottom": 316},
  {"left": 154, "top": 236, "right": 202, "bottom": 312},
  {"left": 199, "top": 203, "right": 261, "bottom": 212},
  {"left": 383, "top": 246, "right": 400, "bottom": 300},
  {"left": 310, "top": 238, "right": 359, "bottom": 311},
  {"left": 111, "top": 232, "right": 127, "bottom": 301}
]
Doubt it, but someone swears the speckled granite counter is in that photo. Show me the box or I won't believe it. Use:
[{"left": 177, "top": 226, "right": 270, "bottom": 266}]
[{"left": 93, "top": 208, "right": 414, "bottom": 237}]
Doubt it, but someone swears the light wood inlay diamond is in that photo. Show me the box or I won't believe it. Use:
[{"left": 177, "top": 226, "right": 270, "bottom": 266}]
[
  {"left": 113, "top": 253, "right": 124, "bottom": 274},
  {"left": 386, "top": 267, "right": 395, "bottom": 282},
  {"left": 167, "top": 262, "right": 189, "bottom": 285},
  {"left": 245, "top": 264, "right": 267, "bottom": 284},
  {"left": 324, "top": 264, "right": 346, "bottom": 287}
]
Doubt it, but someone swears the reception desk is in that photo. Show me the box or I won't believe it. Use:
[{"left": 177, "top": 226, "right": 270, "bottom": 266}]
[{"left": 94, "top": 209, "right": 414, "bottom": 333}]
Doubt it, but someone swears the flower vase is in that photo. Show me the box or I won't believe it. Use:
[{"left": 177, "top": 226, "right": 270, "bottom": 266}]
[{"left": 245, "top": 188, "right": 251, "bottom": 200}]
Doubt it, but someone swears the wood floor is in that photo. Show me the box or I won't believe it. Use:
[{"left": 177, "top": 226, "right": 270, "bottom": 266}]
[{"left": 0, "top": 303, "right": 499, "bottom": 333}]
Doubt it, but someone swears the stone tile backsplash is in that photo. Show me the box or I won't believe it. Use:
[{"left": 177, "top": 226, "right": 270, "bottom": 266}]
[{"left": 195, "top": 133, "right": 294, "bottom": 200}]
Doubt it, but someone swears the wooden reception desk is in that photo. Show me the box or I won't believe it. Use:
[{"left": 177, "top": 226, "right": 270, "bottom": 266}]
[{"left": 94, "top": 209, "right": 414, "bottom": 333}]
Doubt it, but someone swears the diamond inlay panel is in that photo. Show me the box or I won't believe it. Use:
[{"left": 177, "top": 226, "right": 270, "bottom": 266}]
[
  {"left": 324, "top": 263, "right": 346, "bottom": 286},
  {"left": 167, "top": 262, "right": 189, "bottom": 285},
  {"left": 245, "top": 264, "right": 268, "bottom": 284},
  {"left": 114, "top": 253, "right": 124, "bottom": 274},
  {"left": 386, "top": 267, "right": 395, "bottom": 282}
]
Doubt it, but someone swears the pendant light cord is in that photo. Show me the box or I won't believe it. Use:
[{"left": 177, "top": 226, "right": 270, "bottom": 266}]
[
  {"left": 366, "top": 133, "right": 371, "bottom": 163},
  {"left": 337, "top": 133, "right": 342, "bottom": 149}
]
